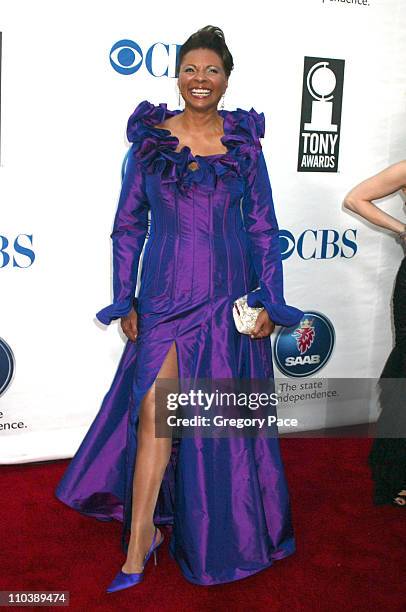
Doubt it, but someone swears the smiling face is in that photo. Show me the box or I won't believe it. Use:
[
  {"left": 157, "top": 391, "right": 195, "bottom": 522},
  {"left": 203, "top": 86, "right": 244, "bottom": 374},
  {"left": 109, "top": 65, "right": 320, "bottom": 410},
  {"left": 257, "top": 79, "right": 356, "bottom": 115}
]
[{"left": 177, "top": 48, "right": 228, "bottom": 111}]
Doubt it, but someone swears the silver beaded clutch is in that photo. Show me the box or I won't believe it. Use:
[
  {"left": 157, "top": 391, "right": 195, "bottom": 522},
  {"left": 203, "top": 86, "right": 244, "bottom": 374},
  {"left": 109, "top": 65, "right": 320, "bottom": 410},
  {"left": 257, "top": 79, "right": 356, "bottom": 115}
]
[{"left": 232, "top": 293, "right": 264, "bottom": 335}]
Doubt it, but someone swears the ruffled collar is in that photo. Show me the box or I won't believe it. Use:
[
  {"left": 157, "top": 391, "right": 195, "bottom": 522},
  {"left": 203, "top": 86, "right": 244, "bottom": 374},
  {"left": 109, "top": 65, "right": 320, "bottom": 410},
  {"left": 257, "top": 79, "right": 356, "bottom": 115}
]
[{"left": 126, "top": 100, "right": 264, "bottom": 191}]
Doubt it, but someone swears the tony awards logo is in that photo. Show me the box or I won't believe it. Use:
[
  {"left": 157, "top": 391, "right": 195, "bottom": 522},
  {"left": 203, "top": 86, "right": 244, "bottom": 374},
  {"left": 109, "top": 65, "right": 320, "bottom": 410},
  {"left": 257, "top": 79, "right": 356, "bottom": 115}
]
[{"left": 297, "top": 57, "right": 345, "bottom": 173}]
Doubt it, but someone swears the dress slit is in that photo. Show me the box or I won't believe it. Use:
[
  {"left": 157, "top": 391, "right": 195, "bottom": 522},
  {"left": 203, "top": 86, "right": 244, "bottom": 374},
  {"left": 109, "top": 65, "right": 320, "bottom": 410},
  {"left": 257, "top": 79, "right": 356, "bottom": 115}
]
[{"left": 121, "top": 337, "right": 181, "bottom": 553}]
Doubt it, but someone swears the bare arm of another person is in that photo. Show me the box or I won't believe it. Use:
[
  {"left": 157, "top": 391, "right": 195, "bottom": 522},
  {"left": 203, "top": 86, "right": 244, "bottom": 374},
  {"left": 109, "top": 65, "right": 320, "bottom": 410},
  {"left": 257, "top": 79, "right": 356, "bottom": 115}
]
[{"left": 343, "top": 160, "right": 406, "bottom": 237}]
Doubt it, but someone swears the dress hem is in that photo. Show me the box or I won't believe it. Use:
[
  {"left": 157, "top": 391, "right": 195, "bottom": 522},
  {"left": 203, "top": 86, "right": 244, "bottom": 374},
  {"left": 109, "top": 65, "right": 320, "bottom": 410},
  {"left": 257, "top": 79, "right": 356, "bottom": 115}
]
[{"left": 168, "top": 538, "right": 296, "bottom": 586}]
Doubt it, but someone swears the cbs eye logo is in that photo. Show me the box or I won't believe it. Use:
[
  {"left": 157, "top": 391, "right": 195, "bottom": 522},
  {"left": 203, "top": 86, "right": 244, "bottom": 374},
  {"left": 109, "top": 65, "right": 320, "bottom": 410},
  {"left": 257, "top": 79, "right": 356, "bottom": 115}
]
[
  {"left": 279, "top": 228, "right": 357, "bottom": 261},
  {"left": 110, "top": 39, "right": 181, "bottom": 77}
]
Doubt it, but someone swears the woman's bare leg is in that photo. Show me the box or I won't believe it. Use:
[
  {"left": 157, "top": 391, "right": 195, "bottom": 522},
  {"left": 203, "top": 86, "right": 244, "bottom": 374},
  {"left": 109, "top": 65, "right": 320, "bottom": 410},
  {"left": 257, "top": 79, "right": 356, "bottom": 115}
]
[{"left": 122, "top": 341, "right": 178, "bottom": 573}]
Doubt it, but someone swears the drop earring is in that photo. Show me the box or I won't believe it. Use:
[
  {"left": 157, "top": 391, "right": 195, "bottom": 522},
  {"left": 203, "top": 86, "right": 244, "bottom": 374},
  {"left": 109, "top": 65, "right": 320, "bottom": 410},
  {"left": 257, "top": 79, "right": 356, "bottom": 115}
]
[
  {"left": 220, "top": 94, "right": 225, "bottom": 110},
  {"left": 178, "top": 86, "right": 181, "bottom": 107}
]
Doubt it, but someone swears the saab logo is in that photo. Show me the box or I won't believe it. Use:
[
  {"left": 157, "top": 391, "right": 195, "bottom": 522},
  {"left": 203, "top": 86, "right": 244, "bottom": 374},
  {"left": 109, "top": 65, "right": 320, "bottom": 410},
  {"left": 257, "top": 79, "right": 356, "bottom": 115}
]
[
  {"left": 279, "top": 228, "right": 357, "bottom": 260},
  {"left": 297, "top": 56, "right": 345, "bottom": 172},
  {"left": 110, "top": 40, "right": 181, "bottom": 77},
  {"left": 274, "top": 311, "right": 335, "bottom": 377},
  {"left": 0, "top": 337, "right": 15, "bottom": 395},
  {"left": 294, "top": 320, "right": 315, "bottom": 354}
]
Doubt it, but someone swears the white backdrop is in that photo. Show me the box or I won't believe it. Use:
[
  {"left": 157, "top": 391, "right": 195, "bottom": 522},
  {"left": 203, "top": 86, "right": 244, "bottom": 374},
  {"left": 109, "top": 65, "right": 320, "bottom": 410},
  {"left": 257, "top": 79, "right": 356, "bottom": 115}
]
[{"left": 1, "top": 0, "right": 405, "bottom": 463}]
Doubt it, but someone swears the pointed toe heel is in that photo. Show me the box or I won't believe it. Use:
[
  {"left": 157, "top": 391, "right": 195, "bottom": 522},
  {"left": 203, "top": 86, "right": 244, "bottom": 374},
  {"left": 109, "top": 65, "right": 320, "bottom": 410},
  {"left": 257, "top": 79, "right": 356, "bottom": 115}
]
[
  {"left": 106, "top": 569, "right": 144, "bottom": 593},
  {"left": 106, "top": 526, "right": 164, "bottom": 593}
]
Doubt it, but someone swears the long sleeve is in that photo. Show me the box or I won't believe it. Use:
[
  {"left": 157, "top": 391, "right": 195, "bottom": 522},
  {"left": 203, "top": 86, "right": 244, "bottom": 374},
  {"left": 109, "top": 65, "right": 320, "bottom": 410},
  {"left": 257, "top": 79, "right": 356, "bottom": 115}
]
[
  {"left": 96, "top": 144, "right": 149, "bottom": 325},
  {"left": 243, "top": 150, "right": 303, "bottom": 327}
]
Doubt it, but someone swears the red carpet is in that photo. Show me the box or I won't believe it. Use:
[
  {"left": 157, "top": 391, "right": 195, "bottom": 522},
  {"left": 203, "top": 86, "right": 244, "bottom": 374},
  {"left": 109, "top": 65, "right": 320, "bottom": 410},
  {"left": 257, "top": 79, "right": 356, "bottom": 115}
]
[{"left": 1, "top": 438, "right": 404, "bottom": 611}]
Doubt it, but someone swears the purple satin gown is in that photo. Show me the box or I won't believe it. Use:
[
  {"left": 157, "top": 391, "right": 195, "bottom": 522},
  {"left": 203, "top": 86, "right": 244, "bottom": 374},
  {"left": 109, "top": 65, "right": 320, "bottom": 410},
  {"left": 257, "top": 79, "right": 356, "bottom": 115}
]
[{"left": 55, "top": 100, "right": 304, "bottom": 585}]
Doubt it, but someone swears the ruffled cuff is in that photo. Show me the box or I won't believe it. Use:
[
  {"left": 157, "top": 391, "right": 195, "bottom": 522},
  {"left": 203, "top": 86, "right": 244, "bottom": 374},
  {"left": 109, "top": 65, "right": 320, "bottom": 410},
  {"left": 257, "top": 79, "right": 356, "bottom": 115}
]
[
  {"left": 246, "top": 289, "right": 303, "bottom": 328},
  {"left": 96, "top": 297, "right": 138, "bottom": 326}
]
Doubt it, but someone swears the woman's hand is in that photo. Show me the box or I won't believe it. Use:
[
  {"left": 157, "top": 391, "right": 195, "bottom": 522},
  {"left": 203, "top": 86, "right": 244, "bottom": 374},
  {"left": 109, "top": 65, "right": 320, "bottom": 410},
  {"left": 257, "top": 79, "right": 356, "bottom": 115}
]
[
  {"left": 250, "top": 309, "right": 275, "bottom": 339},
  {"left": 120, "top": 308, "right": 138, "bottom": 342}
]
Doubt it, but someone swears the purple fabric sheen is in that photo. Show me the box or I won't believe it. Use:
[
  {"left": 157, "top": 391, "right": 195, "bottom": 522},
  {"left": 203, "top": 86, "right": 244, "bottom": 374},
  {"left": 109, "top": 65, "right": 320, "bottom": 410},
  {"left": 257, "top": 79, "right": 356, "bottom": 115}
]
[
  {"left": 95, "top": 144, "right": 149, "bottom": 326},
  {"left": 56, "top": 100, "right": 302, "bottom": 586},
  {"left": 96, "top": 297, "right": 139, "bottom": 326},
  {"left": 96, "top": 99, "right": 303, "bottom": 327},
  {"left": 242, "top": 149, "right": 304, "bottom": 327},
  {"left": 246, "top": 288, "right": 303, "bottom": 328}
]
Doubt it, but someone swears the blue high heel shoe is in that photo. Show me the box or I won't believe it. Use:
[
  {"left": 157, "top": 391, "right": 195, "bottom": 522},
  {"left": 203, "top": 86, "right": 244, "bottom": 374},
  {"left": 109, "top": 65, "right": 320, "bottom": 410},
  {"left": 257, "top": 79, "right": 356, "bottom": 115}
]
[{"left": 106, "top": 526, "right": 164, "bottom": 593}]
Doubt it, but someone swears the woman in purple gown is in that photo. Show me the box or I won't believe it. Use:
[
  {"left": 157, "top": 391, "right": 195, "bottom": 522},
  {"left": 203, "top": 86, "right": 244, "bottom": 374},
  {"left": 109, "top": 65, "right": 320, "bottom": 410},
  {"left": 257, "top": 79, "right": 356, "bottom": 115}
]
[{"left": 55, "top": 25, "right": 303, "bottom": 588}]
